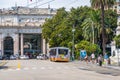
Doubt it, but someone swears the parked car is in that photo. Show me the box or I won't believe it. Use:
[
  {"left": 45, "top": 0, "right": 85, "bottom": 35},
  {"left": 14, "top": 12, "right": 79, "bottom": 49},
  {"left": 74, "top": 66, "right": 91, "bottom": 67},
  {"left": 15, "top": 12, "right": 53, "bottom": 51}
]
[
  {"left": 14, "top": 54, "right": 20, "bottom": 59},
  {"left": 20, "top": 55, "right": 29, "bottom": 60},
  {"left": 36, "top": 54, "right": 48, "bottom": 60},
  {"left": 2, "top": 55, "right": 10, "bottom": 60},
  {"left": 10, "top": 55, "right": 17, "bottom": 60},
  {"left": 0, "top": 56, "right": 3, "bottom": 60}
]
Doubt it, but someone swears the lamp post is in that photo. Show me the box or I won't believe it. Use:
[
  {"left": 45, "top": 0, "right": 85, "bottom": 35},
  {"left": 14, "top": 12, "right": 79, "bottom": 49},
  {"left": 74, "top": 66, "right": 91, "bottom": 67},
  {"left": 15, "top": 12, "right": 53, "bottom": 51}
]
[{"left": 72, "top": 24, "right": 75, "bottom": 61}]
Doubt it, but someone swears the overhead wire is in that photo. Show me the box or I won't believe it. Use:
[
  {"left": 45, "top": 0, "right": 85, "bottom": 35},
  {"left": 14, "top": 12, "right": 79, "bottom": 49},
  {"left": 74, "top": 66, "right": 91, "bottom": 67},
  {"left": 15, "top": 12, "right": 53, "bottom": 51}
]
[
  {"left": 27, "top": 0, "right": 44, "bottom": 7},
  {"left": 26, "top": 0, "right": 79, "bottom": 9},
  {"left": 27, "top": 0, "right": 55, "bottom": 8},
  {"left": 34, "top": 0, "right": 55, "bottom": 8}
]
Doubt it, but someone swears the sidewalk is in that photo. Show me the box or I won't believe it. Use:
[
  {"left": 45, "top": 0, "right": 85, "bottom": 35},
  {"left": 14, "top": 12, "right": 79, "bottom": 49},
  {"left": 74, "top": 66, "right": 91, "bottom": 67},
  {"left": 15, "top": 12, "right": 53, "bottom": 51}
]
[{"left": 72, "top": 60, "right": 120, "bottom": 70}]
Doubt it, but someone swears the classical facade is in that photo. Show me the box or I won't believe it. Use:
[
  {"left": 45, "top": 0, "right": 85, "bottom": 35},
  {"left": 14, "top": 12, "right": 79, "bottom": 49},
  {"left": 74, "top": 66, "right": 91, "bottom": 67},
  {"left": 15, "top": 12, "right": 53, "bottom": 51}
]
[{"left": 0, "top": 6, "right": 56, "bottom": 57}]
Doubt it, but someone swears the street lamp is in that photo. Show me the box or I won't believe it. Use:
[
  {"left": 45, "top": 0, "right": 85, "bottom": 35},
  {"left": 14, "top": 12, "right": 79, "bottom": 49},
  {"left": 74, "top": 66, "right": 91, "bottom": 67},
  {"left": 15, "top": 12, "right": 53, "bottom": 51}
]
[{"left": 72, "top": 24, "right": 75, "bottom": 61}]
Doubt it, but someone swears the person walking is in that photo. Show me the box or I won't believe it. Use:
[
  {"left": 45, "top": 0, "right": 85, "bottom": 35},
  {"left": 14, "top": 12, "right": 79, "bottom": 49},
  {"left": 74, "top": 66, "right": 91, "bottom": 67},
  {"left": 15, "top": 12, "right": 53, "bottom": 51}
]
[
  {"left": 84, "top": 54, "right": 88, "bottom": 64},
  {"left": 104, "top": 53, "right": 109, "bottom": 66},
  {"left": 91, "top": 53, "right": 95, "bottom": 64},
  {"left": 98, "top": 54, "right": 102, "bottom": 66}
]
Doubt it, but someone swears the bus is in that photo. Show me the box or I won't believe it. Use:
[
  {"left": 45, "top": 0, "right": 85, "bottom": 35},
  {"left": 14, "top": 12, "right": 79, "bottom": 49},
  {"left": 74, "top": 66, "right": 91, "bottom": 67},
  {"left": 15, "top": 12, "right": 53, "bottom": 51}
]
[{"left": 49, "top": 47, "right": 70, "bottom": 62}]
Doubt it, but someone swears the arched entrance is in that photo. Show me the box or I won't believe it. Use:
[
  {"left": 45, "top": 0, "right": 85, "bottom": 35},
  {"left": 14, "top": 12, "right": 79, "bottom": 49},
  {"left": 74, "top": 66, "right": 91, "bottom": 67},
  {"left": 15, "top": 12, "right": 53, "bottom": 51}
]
[{"left": 4, "top": 36, "right": 14, "bottom": 57}]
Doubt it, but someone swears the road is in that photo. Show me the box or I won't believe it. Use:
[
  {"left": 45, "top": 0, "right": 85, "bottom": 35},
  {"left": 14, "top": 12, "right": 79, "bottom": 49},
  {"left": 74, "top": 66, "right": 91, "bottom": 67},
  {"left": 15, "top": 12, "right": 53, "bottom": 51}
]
[{"left": 0, "top": 60, "right": 120, "bottom": 80}]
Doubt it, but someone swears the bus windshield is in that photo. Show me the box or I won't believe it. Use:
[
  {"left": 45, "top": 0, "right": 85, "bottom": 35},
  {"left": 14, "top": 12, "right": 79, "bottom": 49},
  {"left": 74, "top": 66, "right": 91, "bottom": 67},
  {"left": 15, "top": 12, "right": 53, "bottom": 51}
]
[{"left": 58, "top": 49, "right": 68, "bottom": 55}]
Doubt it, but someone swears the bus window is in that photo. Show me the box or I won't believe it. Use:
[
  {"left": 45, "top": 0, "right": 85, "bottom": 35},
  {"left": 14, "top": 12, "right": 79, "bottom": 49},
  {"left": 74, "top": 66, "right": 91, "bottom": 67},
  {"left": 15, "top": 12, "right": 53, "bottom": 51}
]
[
  {"left": 58, "top": 49, "right": 68, "bottom": 55},
  {"left": 49, "top": 49, "right": 56, "bottom": 56}
]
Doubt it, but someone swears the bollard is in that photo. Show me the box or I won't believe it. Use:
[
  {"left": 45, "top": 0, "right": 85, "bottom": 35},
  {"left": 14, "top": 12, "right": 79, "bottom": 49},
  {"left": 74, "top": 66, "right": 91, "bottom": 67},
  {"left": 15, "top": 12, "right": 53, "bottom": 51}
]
[{"left": 17, "top": 62, "right": 21, "bottom": 69}]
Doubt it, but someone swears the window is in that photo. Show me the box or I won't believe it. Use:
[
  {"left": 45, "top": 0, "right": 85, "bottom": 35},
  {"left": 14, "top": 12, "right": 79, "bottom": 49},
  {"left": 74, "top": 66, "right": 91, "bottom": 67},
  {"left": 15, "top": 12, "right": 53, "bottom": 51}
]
[
  {"left": 49, "top": 49, "right": 56, "bottom": 56},
  {"left": 58, "top": 49, "right": 68, "bottom": 55}
]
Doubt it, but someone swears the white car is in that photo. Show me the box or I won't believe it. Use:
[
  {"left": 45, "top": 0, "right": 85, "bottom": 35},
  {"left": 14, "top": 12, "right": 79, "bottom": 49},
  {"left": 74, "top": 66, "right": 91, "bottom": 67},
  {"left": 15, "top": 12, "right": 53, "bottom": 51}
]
[
  {"left": 36, "top": 54, "right": 48, "bottom": 60},
  {"left": 36, "top": 54, "right": 44, "bottom": 60},
  {"left": 10, "top": 55, "right": 16, "bottom": 60},
  {"left": 20, "top": 55, "right": 29, "bottom": 60}
]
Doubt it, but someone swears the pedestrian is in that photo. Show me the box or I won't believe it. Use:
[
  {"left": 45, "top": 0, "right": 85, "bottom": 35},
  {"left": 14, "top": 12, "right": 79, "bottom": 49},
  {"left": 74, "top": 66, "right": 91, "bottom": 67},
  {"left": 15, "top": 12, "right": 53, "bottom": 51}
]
[
  {"left": 104, "top": 53, "right": 109, "bottom": 66},
  {"left": 108, "top": 58, "right": 111, "bottom": 65},
  {"left": 98, "top": 54, "right": 102, "bottom": 66},
  {"left": 91, "top": 53, "right": 95, "bottom": 64},
  {"left": 84, "top": 54, "right": 88, "bottom": 64}
]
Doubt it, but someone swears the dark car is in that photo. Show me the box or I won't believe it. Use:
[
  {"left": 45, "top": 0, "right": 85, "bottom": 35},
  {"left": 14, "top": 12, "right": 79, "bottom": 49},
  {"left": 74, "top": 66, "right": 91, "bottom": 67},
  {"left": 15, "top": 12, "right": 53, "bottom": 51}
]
[{"left": 0, "top": 56, "right": 3, "bottom": 60}]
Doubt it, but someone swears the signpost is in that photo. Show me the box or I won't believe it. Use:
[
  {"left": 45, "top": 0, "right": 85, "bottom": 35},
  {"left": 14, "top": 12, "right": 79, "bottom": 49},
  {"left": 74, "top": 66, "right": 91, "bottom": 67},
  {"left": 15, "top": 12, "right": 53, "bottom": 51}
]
[{"left": 80, "top": 50, "right": 87, "bottom": 60}]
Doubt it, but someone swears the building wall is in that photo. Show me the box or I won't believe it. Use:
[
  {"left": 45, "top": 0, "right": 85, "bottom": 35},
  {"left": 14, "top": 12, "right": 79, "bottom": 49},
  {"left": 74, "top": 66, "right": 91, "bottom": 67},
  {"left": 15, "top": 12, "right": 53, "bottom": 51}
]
[{"left": 0, "top": 7, "right": 56, "bottom": 56}]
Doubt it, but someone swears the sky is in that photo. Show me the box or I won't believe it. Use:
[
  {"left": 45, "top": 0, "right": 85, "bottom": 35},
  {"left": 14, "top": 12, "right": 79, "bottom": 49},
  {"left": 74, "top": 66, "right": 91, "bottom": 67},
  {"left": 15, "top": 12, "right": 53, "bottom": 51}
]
[{"left": 0, "top": 0, "right": 90, "bottom": 10}]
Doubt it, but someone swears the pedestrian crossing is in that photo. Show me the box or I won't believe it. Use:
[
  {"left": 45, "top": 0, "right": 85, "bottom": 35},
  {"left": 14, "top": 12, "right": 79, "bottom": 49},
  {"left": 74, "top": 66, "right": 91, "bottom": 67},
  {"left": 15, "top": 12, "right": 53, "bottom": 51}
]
[{"left": 0, "top": 66, "right": 78, "bottom": 72}]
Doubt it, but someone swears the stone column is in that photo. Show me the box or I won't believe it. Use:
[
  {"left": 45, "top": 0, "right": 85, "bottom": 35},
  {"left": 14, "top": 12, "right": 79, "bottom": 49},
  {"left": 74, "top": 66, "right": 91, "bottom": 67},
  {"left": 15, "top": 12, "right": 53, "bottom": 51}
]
[
  {"left": 42, "top": 39, "right": 46, "bottom": 54},
  {"left": 0, "top": 34, "right": 3, "bottom": 56},
  {"left": 14, "top": 34, "right": 19, "bottom": 55},
  {"left": 20, "top": 34, "right": 24, "bottom": 55}
]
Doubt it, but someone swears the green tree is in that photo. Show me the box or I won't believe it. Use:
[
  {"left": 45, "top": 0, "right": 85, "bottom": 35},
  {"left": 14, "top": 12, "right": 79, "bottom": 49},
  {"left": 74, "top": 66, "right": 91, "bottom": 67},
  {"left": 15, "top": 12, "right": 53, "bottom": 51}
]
[
  {"left": 75, "top": 40, "right": 101, "bottom": 56},
  {"left": 42, "top": 6, "right": 92, "bottom": 48},
  {"left": 82, "top": 9, "right": 117, "bottom": 47},
  {"left": 114, "top": 35, "right": 120, "bottom": 48},
  {"left": 104, "top": 9, "right": 117, "bottom": 44},
  {"left": 82, "top": 10, "right": 101, "bottom": 44},
  {"left": 42, "top": 8, "right": 68, "bottom": 47},
  {"left": 90, "top": 0, "right": 115, "bottom": 54},
  {"left": 66, "top": 6, "right": 92, "bottom": 43}
]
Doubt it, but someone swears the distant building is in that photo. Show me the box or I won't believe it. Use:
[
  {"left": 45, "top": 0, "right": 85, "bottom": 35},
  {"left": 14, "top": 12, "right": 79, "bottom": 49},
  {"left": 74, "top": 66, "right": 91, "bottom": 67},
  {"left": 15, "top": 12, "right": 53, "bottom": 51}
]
[
  {"left": 110, "top": 0, "right": 120, "bottom": 64},
  {"left": 0, "top": 6, "right": 56, "bottom": 57}
]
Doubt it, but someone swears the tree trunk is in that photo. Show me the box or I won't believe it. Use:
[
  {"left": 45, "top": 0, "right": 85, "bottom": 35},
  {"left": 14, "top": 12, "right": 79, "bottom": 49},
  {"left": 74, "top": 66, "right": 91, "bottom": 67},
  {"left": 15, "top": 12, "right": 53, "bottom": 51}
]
[{"left": 100, "top": 0, "right": 106, "bottom": 55}]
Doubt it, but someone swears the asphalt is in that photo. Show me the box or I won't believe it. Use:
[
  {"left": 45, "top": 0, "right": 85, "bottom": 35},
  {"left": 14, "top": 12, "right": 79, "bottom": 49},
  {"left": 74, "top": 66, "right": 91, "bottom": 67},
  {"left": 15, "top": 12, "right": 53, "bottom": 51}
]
[
  {"left": 73, "top": 60, "right": 120, "bottom": 70},
  {"left": 104, "top": 65, "right": 120, "bottom": 70},
  {"left": 71, "top": 60, "right": 120, "bottom": 76}
]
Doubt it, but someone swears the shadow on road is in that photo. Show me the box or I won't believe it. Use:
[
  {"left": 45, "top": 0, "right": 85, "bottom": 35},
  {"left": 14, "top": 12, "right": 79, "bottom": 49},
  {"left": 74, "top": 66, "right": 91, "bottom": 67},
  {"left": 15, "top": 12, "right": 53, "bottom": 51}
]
[{"left": 0, "top": 66, "right": 9, "bottom": 69}]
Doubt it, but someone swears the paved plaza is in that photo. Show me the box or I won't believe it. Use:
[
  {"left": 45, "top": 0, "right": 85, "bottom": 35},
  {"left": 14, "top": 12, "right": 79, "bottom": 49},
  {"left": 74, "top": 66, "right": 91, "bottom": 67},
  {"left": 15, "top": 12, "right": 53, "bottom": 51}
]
[{"left": 0, "top": 60, "right": 120, "bottom": 80}]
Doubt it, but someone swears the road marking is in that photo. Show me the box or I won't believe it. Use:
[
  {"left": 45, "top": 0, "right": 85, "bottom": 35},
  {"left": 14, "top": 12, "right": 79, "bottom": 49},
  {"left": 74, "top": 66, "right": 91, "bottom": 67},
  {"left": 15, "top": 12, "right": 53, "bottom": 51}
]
[
  {"left": 56, "top": 67, "right": 61, "bottom": 69},
  {"left": 32, "top": 67, "right": 37, "bottom": 70},
  {"left": 41, "top": 67, "right": 45, "bottom": 69},
  {"left": 0, "top": 66, "right": 79, "bottom": 72},
  {"left": 8, "top": 69, "right": 13, "bottom": 71},
  {"left": 72, "top": 66, "right": 77, "bottom": 69},
  {"left": 23, "top": 67, "right": 29, "bottom": 70},
  {"left": 16, "top": 68, "right": 21, "bottom": 70}
]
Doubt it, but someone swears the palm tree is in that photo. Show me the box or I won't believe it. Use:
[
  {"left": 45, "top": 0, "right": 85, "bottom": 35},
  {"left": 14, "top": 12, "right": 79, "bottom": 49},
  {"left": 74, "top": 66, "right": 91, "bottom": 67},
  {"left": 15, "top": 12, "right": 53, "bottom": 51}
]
[
  {"left": 90, "top": 0, "right": 115, "bottom": 54},
  {"left": 82, "top": 10, "right": 100, "bottom": 44}
]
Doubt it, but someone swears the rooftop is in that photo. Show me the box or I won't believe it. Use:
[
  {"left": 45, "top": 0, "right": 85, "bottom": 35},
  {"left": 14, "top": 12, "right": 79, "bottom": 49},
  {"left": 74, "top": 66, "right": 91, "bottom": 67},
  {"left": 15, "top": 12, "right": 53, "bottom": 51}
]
[{"left": 0, "top": 6, "right": 56, "bottom": 15}]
